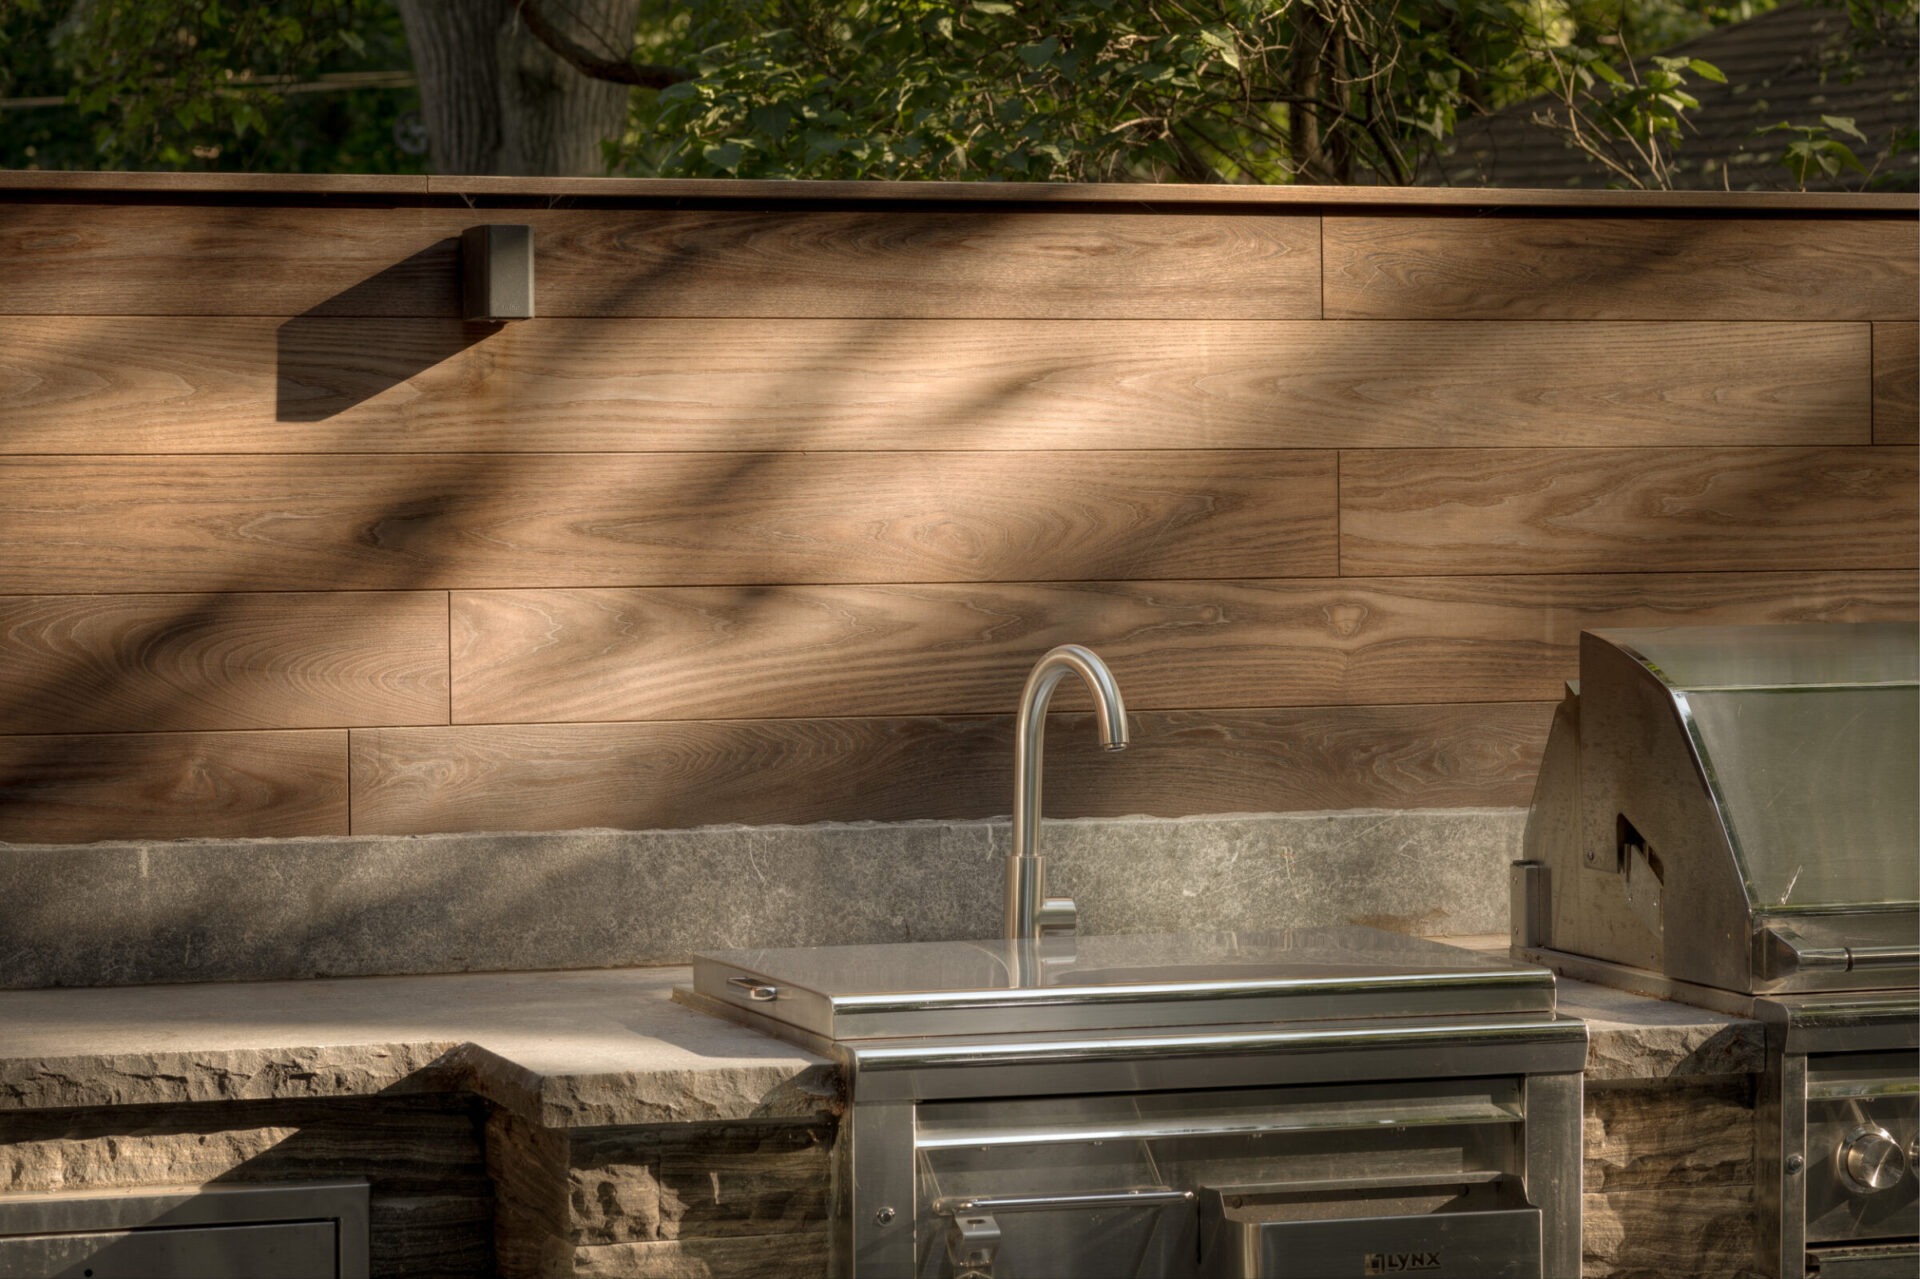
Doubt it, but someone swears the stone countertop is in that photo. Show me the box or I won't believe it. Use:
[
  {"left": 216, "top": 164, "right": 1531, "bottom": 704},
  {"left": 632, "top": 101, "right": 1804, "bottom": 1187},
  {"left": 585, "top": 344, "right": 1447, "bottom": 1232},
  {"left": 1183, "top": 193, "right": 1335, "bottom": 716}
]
[
  {"left": 0, "top": 967, "right": 837, "bottom": 1129},
  {"left": 0, "top": 944, "right": 1763, "bottom": 1129},
  {"left": 1438, "top": 934, "right": 1767, "bottom": 1082}
]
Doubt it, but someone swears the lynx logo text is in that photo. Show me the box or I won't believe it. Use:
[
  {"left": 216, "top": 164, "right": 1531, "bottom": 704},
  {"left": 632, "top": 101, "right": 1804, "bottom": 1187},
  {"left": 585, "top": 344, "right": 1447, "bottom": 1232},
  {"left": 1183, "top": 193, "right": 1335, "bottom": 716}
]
[{"left": 1364, "top": 1251, "right": 1442, "bottom": 1274}]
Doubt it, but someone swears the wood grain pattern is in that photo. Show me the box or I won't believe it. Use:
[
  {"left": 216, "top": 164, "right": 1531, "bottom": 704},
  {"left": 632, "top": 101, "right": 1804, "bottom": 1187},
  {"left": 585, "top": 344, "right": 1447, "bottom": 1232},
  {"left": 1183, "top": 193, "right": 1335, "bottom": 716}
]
[
  {"left": 2, "top": 316, "right": 1870, "bottom": 454},
  {"left": 0, "top": 451, "right": 1334, "bottom": 593},
  {"left": 1875, "top": 322, "right": 1920, "bottom": 444},
  {"left": 526, "top": 209, "right": 1319, "bottom": 319},
  {"left": 1324, "top": 216, "right": 1919, "bottom": 321},
  {"left": 0, "top": 205, "right": 460, "bottom": 317},
  {"left": 0, "top": 592, "right": 448, "bottom": 734},
  {"left": 1340, "top": 446, "right": 1918, "bottom": 576},
  {"left": 448, "top": 571, "right": 1915, "bottom": 724},
  {"left": 0, "top": 206, "right": 1317, "bottom": 320},
  {"left": 348, "top": 703, "right": 1553, "bottom": 834},
  {"left": 0, "top": 730, "right": 347, "bottom": 841}
]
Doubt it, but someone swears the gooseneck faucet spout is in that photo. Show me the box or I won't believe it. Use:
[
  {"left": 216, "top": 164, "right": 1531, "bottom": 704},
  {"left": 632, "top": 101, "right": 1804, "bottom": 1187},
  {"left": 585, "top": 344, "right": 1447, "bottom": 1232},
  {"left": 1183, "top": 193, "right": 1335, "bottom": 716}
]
[{"left": 1007, "top": 644, "right": 1129, "bottom": 945}]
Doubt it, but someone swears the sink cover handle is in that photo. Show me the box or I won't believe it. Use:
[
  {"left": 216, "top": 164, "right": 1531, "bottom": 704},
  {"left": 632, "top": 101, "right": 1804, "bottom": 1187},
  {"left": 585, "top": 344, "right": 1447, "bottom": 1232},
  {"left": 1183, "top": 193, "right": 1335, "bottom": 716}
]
[{"left": 726, "top": 976, "right": 779, "bottom": 1002}]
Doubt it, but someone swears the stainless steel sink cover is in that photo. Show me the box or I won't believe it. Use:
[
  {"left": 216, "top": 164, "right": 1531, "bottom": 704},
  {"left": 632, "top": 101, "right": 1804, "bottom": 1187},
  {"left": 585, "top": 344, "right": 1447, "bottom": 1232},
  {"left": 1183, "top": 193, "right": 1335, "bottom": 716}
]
[{"left": 693, "top": 926, "right": 1556, "bottom": 1041}]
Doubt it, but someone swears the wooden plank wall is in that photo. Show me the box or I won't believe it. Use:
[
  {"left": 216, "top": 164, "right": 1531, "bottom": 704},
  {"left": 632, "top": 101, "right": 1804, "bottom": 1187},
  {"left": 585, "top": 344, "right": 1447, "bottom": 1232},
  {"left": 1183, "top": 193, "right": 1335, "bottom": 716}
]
[{"left": 1, "top": 190, "right": 1914, "bottom": 841}]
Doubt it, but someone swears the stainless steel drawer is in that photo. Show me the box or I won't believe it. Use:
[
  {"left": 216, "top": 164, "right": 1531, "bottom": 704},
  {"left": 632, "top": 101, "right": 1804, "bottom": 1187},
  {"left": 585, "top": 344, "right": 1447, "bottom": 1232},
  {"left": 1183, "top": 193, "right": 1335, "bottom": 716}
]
[
  {"left": 1199, "top": 1177, "right": 1543, "bottom": 1279},
  {"left": 0, "top": 1220, "right": 338, "bottom": 1279},
  {"left": 0, "top": 1181, "right": 368, "bottom": 1279}
]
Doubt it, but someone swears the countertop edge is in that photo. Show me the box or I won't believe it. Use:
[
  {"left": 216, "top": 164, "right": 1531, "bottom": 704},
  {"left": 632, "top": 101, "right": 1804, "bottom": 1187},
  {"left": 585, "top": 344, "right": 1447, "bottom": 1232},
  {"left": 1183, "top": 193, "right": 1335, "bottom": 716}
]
[{"left": 0, "top": 959, "right": 1762, "bottom": 1128}]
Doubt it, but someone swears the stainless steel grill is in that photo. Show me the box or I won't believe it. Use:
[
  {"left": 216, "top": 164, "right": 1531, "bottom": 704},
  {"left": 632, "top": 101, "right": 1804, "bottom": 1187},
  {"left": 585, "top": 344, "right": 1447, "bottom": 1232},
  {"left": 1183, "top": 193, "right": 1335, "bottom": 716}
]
[
  {"left": 1514, "top": 622, "right": 1919, "bottom": 1279},
  {"left": 687, "top": 927, "right": 1587, "bottom": 1278}
]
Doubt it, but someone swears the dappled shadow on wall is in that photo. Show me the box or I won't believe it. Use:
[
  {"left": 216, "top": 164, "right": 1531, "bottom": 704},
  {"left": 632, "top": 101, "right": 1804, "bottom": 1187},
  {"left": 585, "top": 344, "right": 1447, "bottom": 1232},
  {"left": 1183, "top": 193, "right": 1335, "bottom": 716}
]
[{"left": 276, "top": 241, "right": 500, "bottom": 422}]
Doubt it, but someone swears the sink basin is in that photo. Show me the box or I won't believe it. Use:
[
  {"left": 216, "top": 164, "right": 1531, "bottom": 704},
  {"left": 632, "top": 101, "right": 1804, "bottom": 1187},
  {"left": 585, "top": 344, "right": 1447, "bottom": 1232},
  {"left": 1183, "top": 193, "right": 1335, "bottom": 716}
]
[{"left": 687, "top": 926, "right": 1555, "bottom": 1043}]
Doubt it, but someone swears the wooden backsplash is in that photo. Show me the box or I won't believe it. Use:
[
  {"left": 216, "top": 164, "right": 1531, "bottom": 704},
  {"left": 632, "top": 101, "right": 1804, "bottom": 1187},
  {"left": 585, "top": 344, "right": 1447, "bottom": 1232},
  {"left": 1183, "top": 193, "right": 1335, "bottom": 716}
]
[{"left": 2, "top": 177, "right": 1915, "bottom": 842}]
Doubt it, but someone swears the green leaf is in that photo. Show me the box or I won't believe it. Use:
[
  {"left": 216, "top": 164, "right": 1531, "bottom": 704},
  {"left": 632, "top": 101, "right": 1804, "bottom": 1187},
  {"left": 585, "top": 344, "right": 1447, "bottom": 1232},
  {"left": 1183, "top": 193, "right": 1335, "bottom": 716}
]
[
  {"left": 1821, "top": 114, "right": 1868, "bottom": 142},
  {"left": 1688, "top": 58, "right": 1726, "bottom": 84},
  {"left": 1017, "top": 36, "right": 1058, "bottom": 68}
]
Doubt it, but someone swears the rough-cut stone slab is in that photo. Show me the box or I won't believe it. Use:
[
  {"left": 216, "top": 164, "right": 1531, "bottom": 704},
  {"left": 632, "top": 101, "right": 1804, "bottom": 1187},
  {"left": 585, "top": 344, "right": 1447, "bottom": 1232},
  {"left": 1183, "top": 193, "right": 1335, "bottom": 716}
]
[
  {"left": 1583, "top": 1185, "right": 1758, "bottom": 1278},
  {"left": 1050, "top": 809, "right": 1523, "bottom": 938},
  {"left": 565, "top": 1119, "right": 836, "bottom": 1246},
  {"left": 572, "top": 1230, "right": 829, "bottom": 1278},
  {"left": 655, "top": 1121, "right": 833, "bottom": 1241},
  {"left": 0, "top": 968, "right": 833, "bottom": 1128},
  {"left": 0, "top": 1095, "right": 486, "bottom": 1196},
  {"left": 0, "top": 1043, "right": 460, "bottom": 1112},
  {"left": 1584, "top": 1079, "right": 1754, "bottom": 1193},
  {"left": 371, "top": 1194, "right": 495, "bottom": 1279},
  {"left": 0, "top": 1095, "right": 493, "bottom": 1278},
  {"left": 0, "top": 810, "right": 1523, "bottom": 988},
  {"left": 570, "top": 1140, "right": 664, "bottom": 1246},
  {"left": 489, "top": 1107, "right": 576, "bottom": 1279},
  {"left": 1557, "top": 979, "right": 1766, "bottom": 1081}
]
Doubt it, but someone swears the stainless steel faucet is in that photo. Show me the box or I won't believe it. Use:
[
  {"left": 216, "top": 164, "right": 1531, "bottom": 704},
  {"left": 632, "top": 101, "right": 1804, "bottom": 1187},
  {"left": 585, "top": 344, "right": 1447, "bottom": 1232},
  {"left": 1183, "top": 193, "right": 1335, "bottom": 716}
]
[{"left": 1006, "top": 644, "right": 1129, "bottom": 945}]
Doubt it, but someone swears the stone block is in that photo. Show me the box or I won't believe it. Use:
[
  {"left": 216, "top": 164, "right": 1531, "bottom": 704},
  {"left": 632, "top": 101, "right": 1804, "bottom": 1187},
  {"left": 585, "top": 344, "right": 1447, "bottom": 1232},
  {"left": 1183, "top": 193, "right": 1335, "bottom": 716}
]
[
  {"left": 1583, "top": 1079, "right": 1754, "bottom": 1193},
  {"left": 0, "top": 809, "right": 1525, "bottom": 988},
  {"left": 572, "top": 1230, "right": 829, "bottom": 1278},
  {"left": 654, "top": 1121, "right": 833, "bottom": 1241}
]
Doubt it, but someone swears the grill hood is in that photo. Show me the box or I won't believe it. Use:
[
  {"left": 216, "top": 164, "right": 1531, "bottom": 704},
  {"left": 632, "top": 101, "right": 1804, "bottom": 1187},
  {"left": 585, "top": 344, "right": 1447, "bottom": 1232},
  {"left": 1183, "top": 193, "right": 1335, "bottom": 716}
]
[{"left": 1520, "top": 622, "right": 1918, "bottom": 997}]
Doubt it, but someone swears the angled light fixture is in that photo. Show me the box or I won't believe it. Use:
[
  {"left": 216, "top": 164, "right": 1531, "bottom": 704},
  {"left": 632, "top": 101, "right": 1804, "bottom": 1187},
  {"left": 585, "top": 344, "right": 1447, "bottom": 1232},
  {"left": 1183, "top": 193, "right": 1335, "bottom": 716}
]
[{"left": 461, "top": 224, "right": 534, "bottom": 321}]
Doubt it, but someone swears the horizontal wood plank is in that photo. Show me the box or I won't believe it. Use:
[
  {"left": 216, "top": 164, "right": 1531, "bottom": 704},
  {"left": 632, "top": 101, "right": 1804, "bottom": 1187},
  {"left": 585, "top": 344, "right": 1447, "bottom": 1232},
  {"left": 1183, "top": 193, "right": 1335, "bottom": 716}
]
[
  {"left": 0, "top": 730, "right": 347, "bottom": 841},
  {"left": 1340, "top": 446, "right": 1918, "bottom": 576},
  {"left": 1, "top": 316, "right": 1870, "bottom": 454},
  {"left": 0, "top": 206, "right": 460, "bottom": 317},
  {"left": 1324, "top": 216, "right": 1919, "bottom": 321},
  {"left": 348, "top": 703, "right": 1554, "bottom": 833},
  {"left": 1875, "top": 322, "right": 1919, "bottom": 444},
  {"left": 528, "top": 209, "right": 1320, "bottom": 319},
  {"left": 0, "top": 452, "right": 1333, "bottom": 593},
  {"left": 0, "top": 592, "right": 448, "bottom": 734},
  {"left": 0, "top": 206, "right": 1318, "bottom": 320},
  {"left": 447, "top": 571, "right": 1915, "bottom": 723}
]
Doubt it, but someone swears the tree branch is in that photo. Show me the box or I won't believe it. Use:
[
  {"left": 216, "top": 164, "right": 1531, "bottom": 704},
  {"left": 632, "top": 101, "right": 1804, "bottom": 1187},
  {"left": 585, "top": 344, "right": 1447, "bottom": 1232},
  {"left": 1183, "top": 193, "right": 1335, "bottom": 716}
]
[{"left": 512, "top": 0, "right": 693, "bottom": 89}]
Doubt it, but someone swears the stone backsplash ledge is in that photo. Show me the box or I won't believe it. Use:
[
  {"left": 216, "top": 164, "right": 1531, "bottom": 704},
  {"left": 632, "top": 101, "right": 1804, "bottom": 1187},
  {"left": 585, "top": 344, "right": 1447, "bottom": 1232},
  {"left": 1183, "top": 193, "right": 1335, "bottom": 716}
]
[{"left": 0, "top": 809, "right": 1523, "bottom": 989}]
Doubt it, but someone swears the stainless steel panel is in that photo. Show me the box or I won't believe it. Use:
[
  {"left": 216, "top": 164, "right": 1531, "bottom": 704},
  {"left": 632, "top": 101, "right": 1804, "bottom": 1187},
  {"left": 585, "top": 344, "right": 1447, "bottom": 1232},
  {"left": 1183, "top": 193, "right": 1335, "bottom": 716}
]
[
  {"left": 1804, "top": 1052, "right": 1918, "bottom": 1248},
  {"left": 695, "top": 928, "right": 1557, "bottom": 1042},
  {"left": 1807, "top": 1242, "right": 1920, "bottom": 1277},
  {"left": 1595, "top": 622, "right": 1917, "bottom": 691},
  {"left": 0, "top": 1182, "right": 368, "bottom": 1279},
  {"left": 1530, "top": 624, "right": 1919, "bottom": 997},
  {"left": 915, "top": 1078, "right": 1525, "bottom": 1150},
  {"left": 1684, "top": 686, "right": 1918, "bottom": 912},
  {"left": 1523, "top": 1072, "right": 1584, "bottom": 1279},
  {"left": 905, "top": 1074, "right": 1568, "bottom": 1279},
  {"left": 0, "top": 1221, "right": 337, "bottom": 1279},
  {"left": 841, "top": 1100, "right": 918, "bottom": 1279},
  {"left": 1197, "top": 1181, "right": 1542, "bottom": 1279},
  {"left": 843, "top": 1016, "right": 1589, "bottom": 1105}
]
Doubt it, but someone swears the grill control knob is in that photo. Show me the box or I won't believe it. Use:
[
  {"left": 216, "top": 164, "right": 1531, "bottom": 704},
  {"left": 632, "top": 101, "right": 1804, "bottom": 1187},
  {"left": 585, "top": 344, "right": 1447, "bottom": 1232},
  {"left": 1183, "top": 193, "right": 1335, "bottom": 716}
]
[{"left": 1839, "top": 1125, "right": 1906, "bottom": 1193}]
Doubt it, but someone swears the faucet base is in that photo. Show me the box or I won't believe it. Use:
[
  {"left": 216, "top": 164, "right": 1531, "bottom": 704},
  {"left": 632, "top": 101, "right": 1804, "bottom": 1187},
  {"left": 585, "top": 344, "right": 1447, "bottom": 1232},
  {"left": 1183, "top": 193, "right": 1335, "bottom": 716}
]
[{"left": 1036, "top": 895, "right": 1079, "bottom": 940}]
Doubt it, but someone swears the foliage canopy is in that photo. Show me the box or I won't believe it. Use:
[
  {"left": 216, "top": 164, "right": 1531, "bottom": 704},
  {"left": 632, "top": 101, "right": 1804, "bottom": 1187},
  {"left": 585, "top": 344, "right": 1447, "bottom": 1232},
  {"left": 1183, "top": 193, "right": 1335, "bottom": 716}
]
[{"left": 3, "top": 0, "right": 1913, "bottom": 188}]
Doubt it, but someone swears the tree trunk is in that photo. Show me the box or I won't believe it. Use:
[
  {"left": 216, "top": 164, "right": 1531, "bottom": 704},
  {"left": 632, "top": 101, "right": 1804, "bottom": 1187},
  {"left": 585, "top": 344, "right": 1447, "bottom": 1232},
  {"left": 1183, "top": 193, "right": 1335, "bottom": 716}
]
[
  {"left": 392, "top": 0, "right": 641, "bottom": 176},
  {"left": 1288, "top": 4, "right": 1329, "bottom": 182}
]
